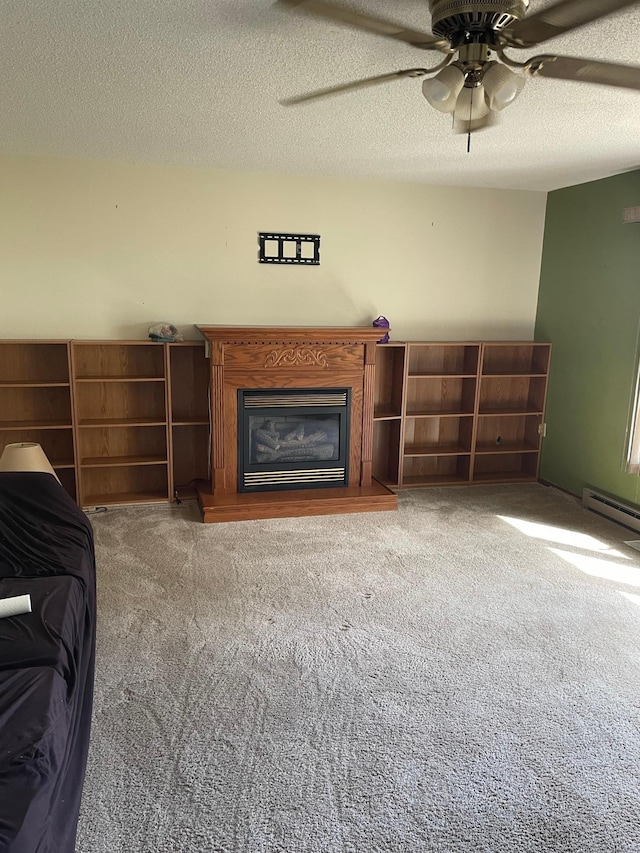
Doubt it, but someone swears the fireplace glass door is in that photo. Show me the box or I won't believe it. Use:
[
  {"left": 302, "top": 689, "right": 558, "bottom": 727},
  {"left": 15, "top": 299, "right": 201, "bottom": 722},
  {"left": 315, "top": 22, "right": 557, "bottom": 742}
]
[{"left": 238, "top": 389, "right": 350, "bottom": 492}]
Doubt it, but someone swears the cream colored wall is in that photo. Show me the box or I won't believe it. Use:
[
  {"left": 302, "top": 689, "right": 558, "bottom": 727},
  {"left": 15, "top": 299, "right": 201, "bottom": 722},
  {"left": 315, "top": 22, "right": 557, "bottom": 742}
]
[{"left": 0, "top": 154, "right": 547, "bottom": 341}]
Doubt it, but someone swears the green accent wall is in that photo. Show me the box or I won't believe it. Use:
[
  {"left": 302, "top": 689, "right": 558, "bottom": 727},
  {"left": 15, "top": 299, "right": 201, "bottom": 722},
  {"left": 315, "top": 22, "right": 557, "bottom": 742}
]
[{"left": 535, "top": 170, "right": 640, "bottom": 503}]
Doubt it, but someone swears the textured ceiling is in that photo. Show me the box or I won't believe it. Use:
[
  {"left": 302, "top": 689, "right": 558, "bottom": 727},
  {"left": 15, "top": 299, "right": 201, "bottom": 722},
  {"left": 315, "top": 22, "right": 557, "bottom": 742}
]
[{"left": 1, "top": 0, "right": 639, "bottom": 190}]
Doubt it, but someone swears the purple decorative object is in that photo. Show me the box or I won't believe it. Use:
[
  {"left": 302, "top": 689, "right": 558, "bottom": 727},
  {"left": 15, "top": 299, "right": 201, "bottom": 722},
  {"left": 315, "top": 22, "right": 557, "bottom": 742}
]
[{"left": 373, "top": 316, "right": 390, "bottom": 343}]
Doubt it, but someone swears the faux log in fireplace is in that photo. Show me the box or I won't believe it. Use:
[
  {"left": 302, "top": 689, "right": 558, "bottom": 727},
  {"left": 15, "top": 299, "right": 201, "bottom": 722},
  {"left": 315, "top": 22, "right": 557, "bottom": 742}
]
[{"left": 196, "top": 326, "right": 397, "bottom": 523}]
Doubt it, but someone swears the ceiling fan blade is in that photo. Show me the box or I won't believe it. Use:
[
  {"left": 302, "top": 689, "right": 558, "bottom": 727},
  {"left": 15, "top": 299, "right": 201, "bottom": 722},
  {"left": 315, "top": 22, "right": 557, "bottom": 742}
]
[
  {"left": 280, "top": 68, "right": 428, "bottom": 105},
  {"left": 527, "top": 54, "right": 640, "bottom": 90},
  {"left": 277, "top": 0, "right": 449, "bottom": 51},
  {"left": 503, "top": 0, "right": 640, "bottom": 48}
]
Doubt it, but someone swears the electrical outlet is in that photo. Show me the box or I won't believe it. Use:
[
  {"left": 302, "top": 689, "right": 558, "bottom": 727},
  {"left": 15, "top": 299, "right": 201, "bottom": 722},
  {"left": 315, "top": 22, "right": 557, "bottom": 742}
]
[{"left": 538, "top": 422, "right": 547, "bottom": 437}]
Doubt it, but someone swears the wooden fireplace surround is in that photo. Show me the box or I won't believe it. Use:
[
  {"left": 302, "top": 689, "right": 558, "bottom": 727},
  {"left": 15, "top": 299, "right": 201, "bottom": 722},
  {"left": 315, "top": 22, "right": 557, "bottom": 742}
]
[{"left": 196, "top": 326, "right": 397, "bottom": 523}]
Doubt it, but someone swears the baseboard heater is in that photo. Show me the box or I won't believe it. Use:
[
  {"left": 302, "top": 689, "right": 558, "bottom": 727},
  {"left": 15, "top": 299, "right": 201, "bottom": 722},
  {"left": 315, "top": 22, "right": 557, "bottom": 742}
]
[{"left": 582, "top": 487, "right": 640, "bottom": 533}]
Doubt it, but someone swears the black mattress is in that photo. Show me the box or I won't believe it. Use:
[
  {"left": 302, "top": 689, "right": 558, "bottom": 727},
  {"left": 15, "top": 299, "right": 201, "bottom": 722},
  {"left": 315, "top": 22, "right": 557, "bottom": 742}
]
[{"left": 0, "top": 472, "right": 96, "bottom": 853}]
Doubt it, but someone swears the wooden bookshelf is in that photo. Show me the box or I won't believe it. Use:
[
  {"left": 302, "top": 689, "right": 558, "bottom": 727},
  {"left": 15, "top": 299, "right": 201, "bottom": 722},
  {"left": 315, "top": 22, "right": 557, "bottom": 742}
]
[
  {"left": 372, "top": 341, "right": 551, "bottom": 489},
  {"left": 168, "top": 342, "right": 210, "bottom": 499},
  {"left": 0, "top": 337, "right": 548, "bottom": 503},
  {"left": 0, "top": 339, "right": 209, "bottom": 508},
  {"left": 473, "top": 342, "right": 551, "bottom": 484},
  {"left": 0, "top": 341, "right": 77, "bottom": 500},
  {"left": 372, "top": 342, "right": 405, "bottom": 488},
  {"left": 71, "top": 342, "right": 169, "bottom": 506}
]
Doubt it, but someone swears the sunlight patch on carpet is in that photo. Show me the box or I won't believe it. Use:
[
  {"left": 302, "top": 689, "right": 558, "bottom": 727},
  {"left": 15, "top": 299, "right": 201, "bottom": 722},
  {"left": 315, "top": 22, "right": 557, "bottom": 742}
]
[
  {"left": 499, "top": 515, "right": 629, "bottom": 558},
  {"left": 550, "top": 547, "right": 640, "bottom": 587}
]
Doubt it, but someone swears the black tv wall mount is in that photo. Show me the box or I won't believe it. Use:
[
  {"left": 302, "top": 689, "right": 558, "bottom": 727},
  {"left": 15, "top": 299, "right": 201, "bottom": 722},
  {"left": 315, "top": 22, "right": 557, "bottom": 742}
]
[{"left": 258, "top": 232, "right": 320, "bottom": 265}]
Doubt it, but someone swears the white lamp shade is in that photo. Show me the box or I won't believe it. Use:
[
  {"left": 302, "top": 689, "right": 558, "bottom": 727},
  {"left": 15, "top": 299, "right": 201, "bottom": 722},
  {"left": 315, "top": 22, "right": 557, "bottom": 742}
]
[
  {"left": 422, "top": 65, "right": 465, "bottom": 113},
  {"left": 0, "top": 442, "right": 61, "bottom": 482},
  {"left": 454, "top": 85, "right": 490, "bottom": 122},
  {"left": 483, "top": 63, "right": 525, "bottom": 111}
]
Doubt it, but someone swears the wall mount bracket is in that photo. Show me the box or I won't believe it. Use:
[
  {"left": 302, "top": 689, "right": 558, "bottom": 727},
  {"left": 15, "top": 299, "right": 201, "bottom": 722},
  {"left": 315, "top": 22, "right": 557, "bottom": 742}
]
[{"left": 258, "top": 232, "right": 320, "bottom": 265}]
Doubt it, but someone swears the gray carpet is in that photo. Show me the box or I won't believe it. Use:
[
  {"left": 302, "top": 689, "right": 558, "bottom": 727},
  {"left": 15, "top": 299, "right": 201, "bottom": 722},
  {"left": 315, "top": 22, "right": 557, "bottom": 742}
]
[{"left": 77, "top": 484, "right": 640, "bottom": 853}]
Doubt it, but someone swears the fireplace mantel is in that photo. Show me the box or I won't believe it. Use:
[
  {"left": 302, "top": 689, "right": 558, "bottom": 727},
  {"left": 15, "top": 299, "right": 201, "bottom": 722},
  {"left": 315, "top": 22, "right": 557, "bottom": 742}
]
[
  {"left": 197, "top": 325, "right": 385, "bottom": 344},
  {"left": 195, "top": 325, "right": 397, "bottom": 523}
]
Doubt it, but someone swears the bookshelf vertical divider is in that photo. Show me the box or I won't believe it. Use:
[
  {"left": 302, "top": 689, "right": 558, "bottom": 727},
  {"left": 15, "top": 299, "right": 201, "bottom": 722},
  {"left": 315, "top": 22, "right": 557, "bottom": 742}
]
[
  {"left": 166, "top": 343, "right": 175, "bottom": 502},
  {"left": 67, "top": 341, "right": 80, "bottom": 502}
]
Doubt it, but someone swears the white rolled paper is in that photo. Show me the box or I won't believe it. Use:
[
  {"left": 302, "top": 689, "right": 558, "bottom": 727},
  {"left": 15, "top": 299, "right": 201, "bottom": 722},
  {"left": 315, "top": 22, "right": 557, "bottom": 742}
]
[
  {"left": 0, "top": 593, "right": 32, "bottom": 619},
  {"left": 0, "top": 442, "right": 61, "bottom": 483}
]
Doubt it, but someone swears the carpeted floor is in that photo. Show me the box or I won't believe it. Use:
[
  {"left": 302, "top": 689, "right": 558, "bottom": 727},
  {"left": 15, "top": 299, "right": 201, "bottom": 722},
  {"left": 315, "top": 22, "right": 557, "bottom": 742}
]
[{"left": 76, "top": 484, "right": 640, "bottom": 853}]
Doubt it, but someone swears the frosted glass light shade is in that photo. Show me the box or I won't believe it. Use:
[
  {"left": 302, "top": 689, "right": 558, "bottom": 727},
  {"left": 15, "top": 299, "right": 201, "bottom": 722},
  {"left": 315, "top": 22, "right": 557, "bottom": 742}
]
[
  {"left": 422, "top": 66, "right": 465, "bottom": 113},
  {"left": 454, "top": 85, "right": 490, "bottom": 122},
  {"left": 0, "top": 442, "right": 61, "bottom": 482},
  {"left": 483, "top": 63, "right": 525, "bottom": 111}
]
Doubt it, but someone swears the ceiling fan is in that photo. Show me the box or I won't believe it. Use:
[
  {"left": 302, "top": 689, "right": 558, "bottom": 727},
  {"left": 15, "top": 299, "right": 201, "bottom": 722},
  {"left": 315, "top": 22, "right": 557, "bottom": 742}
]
[{"left": 278, "top": 0, "right": 640, "bottom": 137}]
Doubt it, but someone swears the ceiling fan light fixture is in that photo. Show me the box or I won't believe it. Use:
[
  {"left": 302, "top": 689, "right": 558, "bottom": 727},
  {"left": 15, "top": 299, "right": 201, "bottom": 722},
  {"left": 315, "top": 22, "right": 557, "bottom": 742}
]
[
  {"left": 279, "top": 0, "right": 640, "bottom": 139},
  {"left": 483, "top": 62, "right": 526, "bottom": 110},
  {"left": 422, "top": 65, "right": 465, "bottom": 113}
]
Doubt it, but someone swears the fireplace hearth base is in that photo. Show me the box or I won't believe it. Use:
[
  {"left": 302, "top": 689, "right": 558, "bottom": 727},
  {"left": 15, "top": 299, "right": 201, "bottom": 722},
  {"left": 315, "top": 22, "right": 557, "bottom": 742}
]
[
  {"left": 196, "top": 479, "right": 396, "bottom": 524},
  {"left": 195, "top": 325, "right": 398, "bottom": 524}
]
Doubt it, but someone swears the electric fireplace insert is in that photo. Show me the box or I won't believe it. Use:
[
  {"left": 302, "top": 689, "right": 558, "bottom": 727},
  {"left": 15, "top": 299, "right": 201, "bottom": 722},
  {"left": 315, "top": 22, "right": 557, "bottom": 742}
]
[{"left": 238, "top": 388, "right": 351, "bottom": 492}]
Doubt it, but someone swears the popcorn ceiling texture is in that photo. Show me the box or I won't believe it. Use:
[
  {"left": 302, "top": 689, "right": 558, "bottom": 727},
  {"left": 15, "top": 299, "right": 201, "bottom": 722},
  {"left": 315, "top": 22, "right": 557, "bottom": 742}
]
[
  {"left": 78, "top": 484, "right": 640, "bottom": 852},
  {"left": 1, "top": 0, "right": 639, "bottom": 190}
]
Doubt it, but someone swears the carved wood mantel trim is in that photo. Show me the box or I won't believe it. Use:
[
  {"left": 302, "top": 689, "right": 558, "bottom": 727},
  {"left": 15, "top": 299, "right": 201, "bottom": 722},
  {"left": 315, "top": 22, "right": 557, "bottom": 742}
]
[
  {"left": 264, "top": 347, "right": 328, "bottom": 368},
  {"left": 222, "top": 343, "right": 364, "bottom": 372}
]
